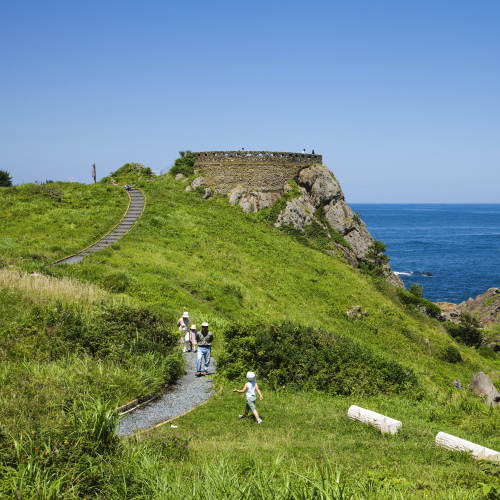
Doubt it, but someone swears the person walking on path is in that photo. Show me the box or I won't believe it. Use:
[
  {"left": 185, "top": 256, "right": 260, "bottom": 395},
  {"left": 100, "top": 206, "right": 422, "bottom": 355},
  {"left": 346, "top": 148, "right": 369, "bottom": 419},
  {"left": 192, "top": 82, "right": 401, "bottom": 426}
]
[
  {"left": 189, "top": 324, "right": 198, "bottom": 352},
  {"left": 195, "top": 322, "right": 213, "bottom": 376},
  {"left": 233, "top": 371, "right": 263, "bottom": 423},
  {"left": 177, "top": 312, "right": 190, "bottom": 352}
]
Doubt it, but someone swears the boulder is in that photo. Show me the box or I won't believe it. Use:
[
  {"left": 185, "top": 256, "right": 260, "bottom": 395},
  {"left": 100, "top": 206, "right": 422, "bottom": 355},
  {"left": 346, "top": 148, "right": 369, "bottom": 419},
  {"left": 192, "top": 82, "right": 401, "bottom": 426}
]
[
  {"left": 452, "top": 379, "right": 464, "bottom": 389},
  {"left": 190, "top": 176, "right": 206, "bottom": 189},
  {"left": 239, "top": 192, "right": 279, "bottom": 213},
  {"left": 297, "top": 166, "right": 343, "bottom": 207},
  {"left": 228, "top": 185, "right": 245, "bottom": 206},
  {"left": 175, "top": 173, "right": 185, "bottom": 180},
  {"left": 202, "top": 188, "right": 213, "bottom": 199},
  {"left": 470, "top": 372, "right": 500, "bottom": 405}
]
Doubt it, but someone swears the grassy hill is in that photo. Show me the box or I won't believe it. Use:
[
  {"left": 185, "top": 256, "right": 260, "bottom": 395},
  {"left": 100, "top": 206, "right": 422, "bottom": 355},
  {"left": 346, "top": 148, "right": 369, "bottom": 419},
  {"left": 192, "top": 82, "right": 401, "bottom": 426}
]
[{"left": 1, "top": 168, "right": 500, "bottom": 498}]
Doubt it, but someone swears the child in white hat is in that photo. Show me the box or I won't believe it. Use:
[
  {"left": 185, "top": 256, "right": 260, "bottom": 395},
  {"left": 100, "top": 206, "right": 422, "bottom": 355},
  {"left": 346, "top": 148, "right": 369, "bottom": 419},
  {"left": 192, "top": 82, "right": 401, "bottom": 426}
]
[{"left": 233, "top": 372, "right": 263, "bottom": 423}]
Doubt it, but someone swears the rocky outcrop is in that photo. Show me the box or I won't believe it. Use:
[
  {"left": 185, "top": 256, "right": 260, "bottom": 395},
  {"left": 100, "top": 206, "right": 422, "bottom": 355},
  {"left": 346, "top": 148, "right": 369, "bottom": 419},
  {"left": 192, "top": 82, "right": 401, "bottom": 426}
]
[
  {"left": 436, "top": 288, "right": 500, "bottom": 327},
  {"left": 275, "top": 166, "right": 402, "bottom": 287}
]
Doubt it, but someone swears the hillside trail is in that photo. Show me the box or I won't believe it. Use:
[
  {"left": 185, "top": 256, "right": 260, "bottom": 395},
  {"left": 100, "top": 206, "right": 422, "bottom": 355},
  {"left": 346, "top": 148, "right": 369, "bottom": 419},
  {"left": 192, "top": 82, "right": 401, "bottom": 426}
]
[
  {"left": 54, "top": 187, "right": 145, "bottom": 265},
  {"left": 117, "top": 351, "right": 216, "bottom": 437}
]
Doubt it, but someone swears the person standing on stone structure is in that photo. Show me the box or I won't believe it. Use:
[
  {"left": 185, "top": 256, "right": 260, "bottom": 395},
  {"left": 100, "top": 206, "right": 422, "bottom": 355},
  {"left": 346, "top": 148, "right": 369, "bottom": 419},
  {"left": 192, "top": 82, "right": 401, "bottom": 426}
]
[
  {"left": 177, "top": 311, "right": 190, "bottom": 352},
  {"left": 195, "top": 322, "right": 213, "bottom": 376},
  {"left": 302, "top": 149, "right": 306, "bottom": 154}
]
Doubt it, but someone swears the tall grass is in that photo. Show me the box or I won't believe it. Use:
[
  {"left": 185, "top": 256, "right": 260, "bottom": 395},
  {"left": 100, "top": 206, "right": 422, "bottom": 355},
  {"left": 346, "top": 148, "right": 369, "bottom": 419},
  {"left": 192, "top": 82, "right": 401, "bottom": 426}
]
[{"left": 0, "top": 268, "right": 127, "bottom": 307}]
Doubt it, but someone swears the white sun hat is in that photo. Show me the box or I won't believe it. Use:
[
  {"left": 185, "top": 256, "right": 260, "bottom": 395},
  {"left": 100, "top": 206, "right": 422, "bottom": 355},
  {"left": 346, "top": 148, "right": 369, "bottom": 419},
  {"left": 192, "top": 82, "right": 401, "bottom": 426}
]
[
  {"left": 246, "top": 372, "right": 256, "bottom": 381},
  {"left": 183, "top": 311, "right": 189, "bottom": 317}
]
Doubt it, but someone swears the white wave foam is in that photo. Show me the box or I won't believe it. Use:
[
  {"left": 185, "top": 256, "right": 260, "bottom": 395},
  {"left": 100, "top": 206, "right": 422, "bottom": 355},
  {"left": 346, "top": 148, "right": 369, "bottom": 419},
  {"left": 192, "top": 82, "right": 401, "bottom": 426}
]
[{"left": 394, "top": 272, "right": 412, "bottom": 276}]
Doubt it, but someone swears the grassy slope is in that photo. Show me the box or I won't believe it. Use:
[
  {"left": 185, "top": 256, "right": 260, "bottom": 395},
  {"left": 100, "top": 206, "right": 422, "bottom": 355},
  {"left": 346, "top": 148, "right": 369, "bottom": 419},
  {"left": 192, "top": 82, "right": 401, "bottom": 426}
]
[
  {"left": 51, "top": 173, "right": 500, "bottom": 389},
  {"left": 0, "top": 182, "right": 128, "bottom": 265},
  {"left": 2, "top": 172, "right": 500, "bottom": 497}
]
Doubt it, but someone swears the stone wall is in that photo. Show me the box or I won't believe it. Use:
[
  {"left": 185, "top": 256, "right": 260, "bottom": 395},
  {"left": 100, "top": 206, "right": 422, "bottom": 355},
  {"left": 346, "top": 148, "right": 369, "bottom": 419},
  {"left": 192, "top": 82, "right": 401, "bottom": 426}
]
[{"left": 192, "top": 151, "right": 322, "bottom": 194}]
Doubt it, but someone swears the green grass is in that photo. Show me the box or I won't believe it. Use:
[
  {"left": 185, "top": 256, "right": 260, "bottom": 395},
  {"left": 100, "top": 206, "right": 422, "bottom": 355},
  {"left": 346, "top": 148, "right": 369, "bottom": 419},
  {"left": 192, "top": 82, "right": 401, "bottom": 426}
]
[
  {"left": 0, "top": 182, "right": 128, "bottom": 266},
  {"left": 2, "top": 165, "right": 500, "bottom": 498}
]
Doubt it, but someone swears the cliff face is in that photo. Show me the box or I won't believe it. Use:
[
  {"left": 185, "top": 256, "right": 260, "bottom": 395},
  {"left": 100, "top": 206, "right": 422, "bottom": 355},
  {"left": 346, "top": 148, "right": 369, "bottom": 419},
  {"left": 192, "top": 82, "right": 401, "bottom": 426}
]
[{"left": 227, "top": 165, "right": 403, "bottom": 288}]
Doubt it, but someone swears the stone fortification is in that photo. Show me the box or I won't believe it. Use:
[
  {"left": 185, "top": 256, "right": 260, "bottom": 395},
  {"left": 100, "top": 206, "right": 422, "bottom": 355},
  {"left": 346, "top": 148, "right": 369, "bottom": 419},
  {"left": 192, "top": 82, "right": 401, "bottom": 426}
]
[{"left": 192, "top": 151, "right": 322, "bottom": 194}]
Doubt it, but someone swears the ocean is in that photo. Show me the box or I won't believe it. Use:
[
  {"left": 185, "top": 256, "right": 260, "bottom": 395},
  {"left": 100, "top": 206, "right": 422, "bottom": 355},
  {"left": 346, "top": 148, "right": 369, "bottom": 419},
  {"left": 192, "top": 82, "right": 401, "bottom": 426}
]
[{"left": 350, "top": 204, "right": 500, "bottom": 304}]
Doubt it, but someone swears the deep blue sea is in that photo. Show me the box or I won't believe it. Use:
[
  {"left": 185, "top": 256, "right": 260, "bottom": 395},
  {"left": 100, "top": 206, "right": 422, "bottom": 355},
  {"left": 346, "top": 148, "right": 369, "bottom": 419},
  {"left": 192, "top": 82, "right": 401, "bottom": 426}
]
[{"left": 350, "top": 204, "right": 500, "bottom": 304}]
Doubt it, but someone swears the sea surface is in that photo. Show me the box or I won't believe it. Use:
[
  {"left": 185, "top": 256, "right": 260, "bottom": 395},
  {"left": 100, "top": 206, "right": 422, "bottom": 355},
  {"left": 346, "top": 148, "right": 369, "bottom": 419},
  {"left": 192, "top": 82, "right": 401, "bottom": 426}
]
[{"left": 350, "top": 204, "right": 500, "bottom": 304}]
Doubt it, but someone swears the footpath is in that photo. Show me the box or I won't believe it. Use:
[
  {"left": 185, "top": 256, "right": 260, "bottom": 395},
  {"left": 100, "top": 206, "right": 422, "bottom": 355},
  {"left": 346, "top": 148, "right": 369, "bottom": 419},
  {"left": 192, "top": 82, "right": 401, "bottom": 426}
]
[
  {"left": 54, "top": 187, "right": 145, "bottom": 264},
  {"left": 117, "top": 351, "right": 216, "bottom": 437}
]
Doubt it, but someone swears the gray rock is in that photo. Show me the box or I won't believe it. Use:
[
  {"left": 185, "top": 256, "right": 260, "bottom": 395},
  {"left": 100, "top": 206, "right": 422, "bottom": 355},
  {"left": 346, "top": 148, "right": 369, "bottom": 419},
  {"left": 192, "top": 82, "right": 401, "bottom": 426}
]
[
  {"left": 185, "top": 185, "right": 192, "bottom": 192},
  {"left": 274, "top": 195, "right": 315, "bottom": 230},
  {"left": 175, "top": 173, "right": 185, "bottom": 180},
  {"left": 347, "top": 305, "right": 367, "bottom": 319},
  {"left": 297, "top": 166, "right": 343, "bottom": 207},
  {"left": 190, "top": 176, "right": 206, "bottom": 189},
  {"left": 239, "top": 191, "right": 278, "bottom": 213},
  {"left": 228, "top": 185, "right": 245, "bottom": 206},
  {"left": 470, "top": 372, "right": 500, "bottom": 405},
  {"left": 452, "top": 379, "right": 464, "bottom": 389},
  {"left": 202, "top": 188, "right": 213, "bottom": 199}
]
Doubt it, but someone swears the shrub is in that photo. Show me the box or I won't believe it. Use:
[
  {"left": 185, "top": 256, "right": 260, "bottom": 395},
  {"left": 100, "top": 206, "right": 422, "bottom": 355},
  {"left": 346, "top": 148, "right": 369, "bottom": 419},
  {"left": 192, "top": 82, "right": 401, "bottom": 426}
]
[
  {"left": 438, "top": 345, "right": 463, "bottom": 363},
  {"left": 170, "top": 151, "right": 196, "bottom": 177},
  {"left": 218, "top": 322, "right": 418, "bottom": 395},
  {"left": 0, "top": 169, "right": 13, "bottom": 187},
  {"left": 444, "top": 313, "right": 482, "bottom": 347},
  {"left": 359, "top": 240, "right": 390, "bottom": 277},
  {"left": 396, "top": 288, "right": 442, "bottom": 318},
  {"left": 408, "top": 283, "right": 424, "bottom": 298}
]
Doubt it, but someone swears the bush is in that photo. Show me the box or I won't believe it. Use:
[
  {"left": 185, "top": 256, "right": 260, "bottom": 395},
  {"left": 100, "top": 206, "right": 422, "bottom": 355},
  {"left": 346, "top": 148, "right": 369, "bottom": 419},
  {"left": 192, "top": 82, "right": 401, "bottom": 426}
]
[
  {"left": 0, "top": 169, "right": 13, "bottom": 187},
  {"left": 170, "top": 151, "right": 196, "bottom": 177},
  {"left": 438, "top": 345, "right": 463, "bottom": 363},
  {"left": 218, "top": 322, "right": 419, "bottom": 395},
  {"left": 408, "top": 283, "right": 424, "bottom": 298},
  {"left": 359, "top": 240, "right": 390, "bottom": 277},
  {"left": 396, "top": 288, "right": 442, "bottom": 318},
  {"left": 444, "top": 313, "right": 482, "bottom": 347}
]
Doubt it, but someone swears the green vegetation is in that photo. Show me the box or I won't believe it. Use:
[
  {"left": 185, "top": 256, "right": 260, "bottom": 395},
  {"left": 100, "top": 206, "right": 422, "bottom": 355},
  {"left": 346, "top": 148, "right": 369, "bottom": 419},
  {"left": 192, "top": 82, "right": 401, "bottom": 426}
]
[
  {"left": 169, "top": 151, "right": 196, "bottom": 177},
  {"left": 409, "top": 283, "right": 424, "bottom": 298},
  {"left": 360, "top": 240, "right": 391, "bottom": 277},
  {"left": 1, "top": 159, "right": 500, "bottom": 498},
  {"left": 0, "top": 182, "right": 128, "bottom": 265},
  {"left": 445, "top": 313, "right": 483, "bottom": 348},
  {"left": 219, "top": 322, "right": 419, "bottom": 395},
  {"left": 0, "top": 169, "right": 12, "bottom": 187}
]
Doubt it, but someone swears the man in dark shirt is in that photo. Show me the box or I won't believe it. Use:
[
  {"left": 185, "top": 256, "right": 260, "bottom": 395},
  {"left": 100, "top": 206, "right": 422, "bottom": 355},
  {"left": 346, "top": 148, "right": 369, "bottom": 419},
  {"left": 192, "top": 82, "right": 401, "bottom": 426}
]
[{"left": 195, "top": 322, "right": 213, "bottom": 376}]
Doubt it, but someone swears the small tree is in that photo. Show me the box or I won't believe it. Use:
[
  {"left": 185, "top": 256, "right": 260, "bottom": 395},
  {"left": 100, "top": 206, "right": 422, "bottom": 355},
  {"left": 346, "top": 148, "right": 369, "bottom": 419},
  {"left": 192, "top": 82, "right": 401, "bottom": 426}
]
[
  {"left": 0, "top": 170, "right": 12, "bottom": 187},
  {"left": 457, "top": 312, "right": 482, "bottom": 348},
  {"left": 360, "top": 240, "right": 390, "bottom": 277},
  {"left": 170, "top": 151, "right": 196, "bottom": 177},
  {"left": 408, "top": 283, "right": 424, "bottom": 298}
]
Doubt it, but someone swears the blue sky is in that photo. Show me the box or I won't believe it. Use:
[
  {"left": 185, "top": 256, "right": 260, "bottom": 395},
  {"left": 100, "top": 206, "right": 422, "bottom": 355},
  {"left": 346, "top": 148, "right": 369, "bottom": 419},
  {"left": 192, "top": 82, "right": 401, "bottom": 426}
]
[{"left": 1, "top": 0, "right": 499, "bottom": 202}]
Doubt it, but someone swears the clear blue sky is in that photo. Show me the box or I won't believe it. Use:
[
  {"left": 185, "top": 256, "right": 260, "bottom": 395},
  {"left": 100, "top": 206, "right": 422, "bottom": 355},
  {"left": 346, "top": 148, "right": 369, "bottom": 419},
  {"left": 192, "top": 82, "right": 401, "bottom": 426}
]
[{"left": 1, "top": 0, "right": 499, "bottom": 202}]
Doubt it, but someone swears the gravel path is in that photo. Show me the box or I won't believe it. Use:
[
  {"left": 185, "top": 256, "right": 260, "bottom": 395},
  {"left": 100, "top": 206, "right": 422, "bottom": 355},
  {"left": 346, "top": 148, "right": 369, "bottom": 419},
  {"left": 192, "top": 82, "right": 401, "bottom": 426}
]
[{"left": 117, "top": 351, "right": 216, "bottom": 437}]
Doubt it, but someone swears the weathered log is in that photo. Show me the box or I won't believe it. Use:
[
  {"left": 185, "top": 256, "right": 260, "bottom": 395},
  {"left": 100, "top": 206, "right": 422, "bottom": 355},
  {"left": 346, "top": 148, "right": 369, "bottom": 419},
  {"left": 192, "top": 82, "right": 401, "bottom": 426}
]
[
  {"left": 347, "top": 405, "right": 402, "bottom": 434},
  {"left": 435, "top": 432, "right": 500, "bottom": 461}
]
